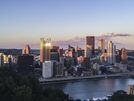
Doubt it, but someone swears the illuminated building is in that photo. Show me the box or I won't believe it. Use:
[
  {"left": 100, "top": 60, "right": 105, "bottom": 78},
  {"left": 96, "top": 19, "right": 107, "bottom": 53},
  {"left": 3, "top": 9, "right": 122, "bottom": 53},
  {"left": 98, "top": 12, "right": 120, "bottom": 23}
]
[
  {"left": 22, "top": 45, "right": 30, "bottom": 55},
  {"left": 98, "top": 39, "right": 104, "bottom": 51},
  {"left": 64, "top": 45, "right": 77, "bottom": 66},
  {"left": 40, "top": 38, "right": 51, "bottom": 63},
  {"left": 107, "top": 41, "right": 116, "bottom": 64},
  {"left": 120, "top": 48, "right": 127, "bottom": 63},
  {"left": 85, "top": 36, "right": 95, "bottom": 58},
  {"left": 100, "top": 49, "right": 108, "bottom": 62}
]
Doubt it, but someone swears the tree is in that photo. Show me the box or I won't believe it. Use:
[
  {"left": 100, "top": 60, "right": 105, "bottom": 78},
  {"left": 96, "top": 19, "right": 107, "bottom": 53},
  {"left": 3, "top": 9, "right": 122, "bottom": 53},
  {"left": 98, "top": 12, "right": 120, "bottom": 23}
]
[
  {"left": 108, "top": 90, "right": 134, "bottom": 101},
  {"left": 0, "top": 66, "right": 79, "bottom": 101},
  {"left": 13, "top": 85, "right": 32, "bottom": 101}
]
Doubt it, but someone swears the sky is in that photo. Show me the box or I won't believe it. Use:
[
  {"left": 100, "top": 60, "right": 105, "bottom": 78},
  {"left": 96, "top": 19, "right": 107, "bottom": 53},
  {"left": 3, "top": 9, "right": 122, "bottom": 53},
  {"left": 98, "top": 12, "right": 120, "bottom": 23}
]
[{"left": 0, "top": 0, "right": 134, "bottom": 49}]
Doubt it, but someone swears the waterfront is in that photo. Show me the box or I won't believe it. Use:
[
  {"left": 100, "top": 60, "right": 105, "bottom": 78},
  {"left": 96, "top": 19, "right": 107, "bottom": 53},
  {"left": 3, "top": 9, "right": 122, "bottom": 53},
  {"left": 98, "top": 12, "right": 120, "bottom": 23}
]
[
  {"left": 40, "top": 72, "right": 134, "bottom": 83},
  {"left": 44, "top": 77, "right": 134, "bottom": 100}
]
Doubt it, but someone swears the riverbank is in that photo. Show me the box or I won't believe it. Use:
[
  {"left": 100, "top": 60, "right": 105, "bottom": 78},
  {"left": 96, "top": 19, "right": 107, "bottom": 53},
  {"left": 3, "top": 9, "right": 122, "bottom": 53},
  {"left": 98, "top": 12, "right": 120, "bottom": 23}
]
[{"left": 39, "top": 72, "right": 134, "bottom": 84}]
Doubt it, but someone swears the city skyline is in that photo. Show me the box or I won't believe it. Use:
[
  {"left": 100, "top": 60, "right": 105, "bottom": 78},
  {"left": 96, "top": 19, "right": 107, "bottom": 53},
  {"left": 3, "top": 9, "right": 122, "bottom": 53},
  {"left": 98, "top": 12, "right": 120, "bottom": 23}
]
[{"left": 0, "top": 0, "right": 134, "bottom": 49}]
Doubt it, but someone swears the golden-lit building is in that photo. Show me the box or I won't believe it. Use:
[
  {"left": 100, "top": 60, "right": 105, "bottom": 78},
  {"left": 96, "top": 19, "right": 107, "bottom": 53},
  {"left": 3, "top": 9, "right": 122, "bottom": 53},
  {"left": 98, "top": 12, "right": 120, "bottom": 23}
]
[
  {"left": 98, "top": 39, "right": 104, "bottom": 51},
  {"left": 40, "top": 38, "right": 51, "bottom": 63},
  {"left": 22, "top": 45, "right": 30, "bottom": 55}
]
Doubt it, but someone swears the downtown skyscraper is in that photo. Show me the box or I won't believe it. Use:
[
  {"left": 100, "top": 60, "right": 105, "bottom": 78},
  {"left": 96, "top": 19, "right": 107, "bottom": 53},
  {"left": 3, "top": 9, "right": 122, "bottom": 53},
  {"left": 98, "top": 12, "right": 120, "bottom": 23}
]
[
  {"left": 98, "top": 39, "right": 104, "bottom": 51},
  {"left": 40, "top": 38, "right": 51, "bottom": 63},
  {"left": 85, "top": 36, "right": 95, "bottom": 58},
  {"left": 107, "top": 41, "right": 116, "bottom": 64}
]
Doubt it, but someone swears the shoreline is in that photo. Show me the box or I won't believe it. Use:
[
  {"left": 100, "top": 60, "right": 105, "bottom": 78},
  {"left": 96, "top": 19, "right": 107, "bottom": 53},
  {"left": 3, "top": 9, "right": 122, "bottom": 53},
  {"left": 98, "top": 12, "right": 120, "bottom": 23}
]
[{"left": 39, "top": 72, "right": 134, "bottom": 84}]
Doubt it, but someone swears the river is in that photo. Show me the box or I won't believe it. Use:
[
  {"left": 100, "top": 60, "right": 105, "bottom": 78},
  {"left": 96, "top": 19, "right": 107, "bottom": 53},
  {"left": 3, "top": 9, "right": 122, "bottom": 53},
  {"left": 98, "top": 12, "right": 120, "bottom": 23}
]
[{"left": 44, "top": 77, "right": 134, "bottom": 100}]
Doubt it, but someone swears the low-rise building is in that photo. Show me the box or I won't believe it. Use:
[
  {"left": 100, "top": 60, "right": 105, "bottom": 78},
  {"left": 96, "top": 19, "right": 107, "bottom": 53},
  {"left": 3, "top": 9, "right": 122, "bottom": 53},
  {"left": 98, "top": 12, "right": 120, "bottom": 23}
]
[{"left": 128, "top": 85, "right": 134, "bottom": 95}]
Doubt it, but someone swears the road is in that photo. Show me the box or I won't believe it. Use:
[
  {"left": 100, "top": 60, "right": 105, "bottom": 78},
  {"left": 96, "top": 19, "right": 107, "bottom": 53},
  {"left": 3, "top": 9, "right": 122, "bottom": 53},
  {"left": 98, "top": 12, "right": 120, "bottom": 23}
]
[{"left": 39, "top": 72, "right": 134, "bottom": 84}]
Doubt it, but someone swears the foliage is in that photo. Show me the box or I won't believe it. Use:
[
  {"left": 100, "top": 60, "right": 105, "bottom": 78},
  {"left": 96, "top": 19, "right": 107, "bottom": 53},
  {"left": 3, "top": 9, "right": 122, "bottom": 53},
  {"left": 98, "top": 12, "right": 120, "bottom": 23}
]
[
  {"left": 108, "top": 90, "right": 134, "bottom": 101},
  {"left": 0, "top": 66, "right": 79, "bottom": 101}
]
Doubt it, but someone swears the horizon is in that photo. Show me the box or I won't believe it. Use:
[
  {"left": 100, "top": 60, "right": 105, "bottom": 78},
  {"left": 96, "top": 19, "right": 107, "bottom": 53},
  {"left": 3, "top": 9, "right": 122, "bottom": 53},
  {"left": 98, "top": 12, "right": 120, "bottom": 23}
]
[{"left": 0, "top": 33, "right": 133, "bottom": 50}]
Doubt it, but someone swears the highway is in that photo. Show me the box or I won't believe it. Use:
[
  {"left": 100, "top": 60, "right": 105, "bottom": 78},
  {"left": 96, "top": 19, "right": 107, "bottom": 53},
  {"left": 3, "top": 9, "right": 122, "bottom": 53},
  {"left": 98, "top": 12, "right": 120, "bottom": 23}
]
[{"left": 39, "top": 72, "right": 134, "bottom": 84}]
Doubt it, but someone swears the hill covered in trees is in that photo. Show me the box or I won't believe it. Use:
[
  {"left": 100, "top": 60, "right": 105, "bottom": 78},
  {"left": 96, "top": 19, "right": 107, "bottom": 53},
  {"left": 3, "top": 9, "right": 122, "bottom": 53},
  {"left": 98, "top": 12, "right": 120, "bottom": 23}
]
[{"left": 0, "top": 67, "right": 80, "bottom": 101}]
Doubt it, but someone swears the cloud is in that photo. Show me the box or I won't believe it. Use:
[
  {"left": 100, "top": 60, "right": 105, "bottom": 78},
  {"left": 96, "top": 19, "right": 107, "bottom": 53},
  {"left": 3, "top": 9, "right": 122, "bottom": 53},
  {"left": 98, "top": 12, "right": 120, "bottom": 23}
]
[
  {"left": 52, "top": 36, "right": 85, "bottom": 49},
  {"left": 100, "top": 33, "right": 132, "bottom": 38}
]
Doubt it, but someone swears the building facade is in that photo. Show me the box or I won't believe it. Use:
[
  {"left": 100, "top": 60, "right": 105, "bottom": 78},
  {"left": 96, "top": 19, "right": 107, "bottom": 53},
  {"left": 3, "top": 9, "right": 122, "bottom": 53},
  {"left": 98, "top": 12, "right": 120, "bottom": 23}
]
[
  {"left": 85, "top": 36, "right": 95, "bottom": 58},
  {"left": 98, "top": 39, "right": 104, "bottom": 51},
  {"left": 40, "top": 38, "right": 51, "bottom": 63},
  {"left": 22, "top": 45, "right": 31, "bottom": 55},
  {"left": 128, "top": 85, "right": 134, "bottom": 95},
  {"left": 107, "top": 41, "right": 116, "bottom": 64},
  {"left": 42, "top": 61, "right": 53, "bottom": 78},
  {"left": 120, "top": 48, "right": 127, "bottom": 64}
]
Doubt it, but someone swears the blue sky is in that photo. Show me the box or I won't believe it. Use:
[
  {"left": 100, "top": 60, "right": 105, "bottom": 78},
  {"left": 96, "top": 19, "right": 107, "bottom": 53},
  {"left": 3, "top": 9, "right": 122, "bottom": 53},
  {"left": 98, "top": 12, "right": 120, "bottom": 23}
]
[{"left": 0, "top": 0, "right": 134, "bottom": 49}]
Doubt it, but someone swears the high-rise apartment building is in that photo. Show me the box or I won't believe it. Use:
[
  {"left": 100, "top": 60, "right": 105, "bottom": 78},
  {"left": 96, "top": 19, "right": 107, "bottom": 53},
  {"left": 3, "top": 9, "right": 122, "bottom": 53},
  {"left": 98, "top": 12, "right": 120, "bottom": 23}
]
[
  {"left": 40, "top": 38, "right": 51, "bottom": 63},
  {"left": 85, "top": 36, "right": 95, "bottom": 58}
]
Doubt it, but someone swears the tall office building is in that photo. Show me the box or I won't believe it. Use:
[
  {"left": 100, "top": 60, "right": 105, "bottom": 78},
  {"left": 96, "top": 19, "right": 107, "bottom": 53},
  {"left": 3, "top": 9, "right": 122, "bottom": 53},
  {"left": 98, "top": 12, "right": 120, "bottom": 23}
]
[
  {"left": 22, "top": 45, "right": 30, "bottom": 55},
  {"left": 107, "top": 41, "right": 116, "bottom": 64},
  {"left": 98, "top": 39, "right": 104, "bottom": 51},
  {"left": 85, "top": 36, "right": 95, "bottom": 58},
  {"left": 50, "top": 46, "right": 60, "bottom": 61},
  {"left": 40, "top": 38, "right": 51, "bottom": 63}
]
